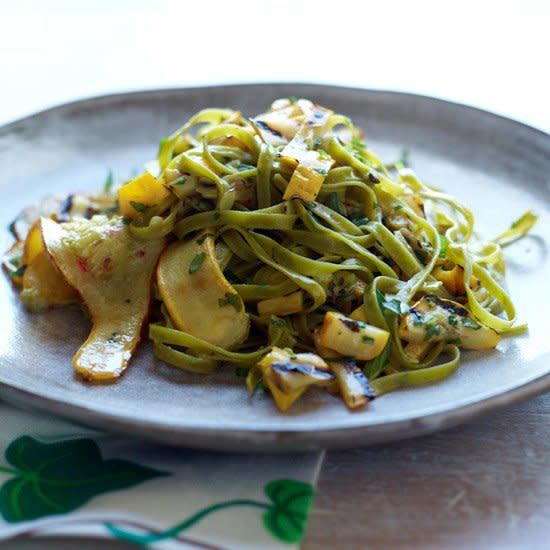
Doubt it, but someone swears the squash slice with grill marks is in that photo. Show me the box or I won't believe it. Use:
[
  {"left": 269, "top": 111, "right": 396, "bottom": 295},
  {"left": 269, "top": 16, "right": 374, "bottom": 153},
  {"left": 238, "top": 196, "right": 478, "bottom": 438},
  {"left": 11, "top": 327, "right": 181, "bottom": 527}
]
[{"left": 41, "top": 215, "right": 165, "bottom": 381}]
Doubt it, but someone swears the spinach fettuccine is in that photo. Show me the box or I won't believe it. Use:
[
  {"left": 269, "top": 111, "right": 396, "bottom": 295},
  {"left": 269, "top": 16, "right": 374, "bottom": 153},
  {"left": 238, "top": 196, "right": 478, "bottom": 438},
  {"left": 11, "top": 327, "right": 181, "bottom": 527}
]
[{"left": 3, "top": 98, "right": 537, "bottom": 412}]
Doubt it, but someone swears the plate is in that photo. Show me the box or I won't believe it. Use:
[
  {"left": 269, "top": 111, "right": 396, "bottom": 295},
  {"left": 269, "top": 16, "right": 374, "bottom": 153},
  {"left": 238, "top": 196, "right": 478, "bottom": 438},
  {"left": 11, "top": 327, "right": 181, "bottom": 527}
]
[{"left": 0, "top": 84, "right": 548, "bottom": 452}]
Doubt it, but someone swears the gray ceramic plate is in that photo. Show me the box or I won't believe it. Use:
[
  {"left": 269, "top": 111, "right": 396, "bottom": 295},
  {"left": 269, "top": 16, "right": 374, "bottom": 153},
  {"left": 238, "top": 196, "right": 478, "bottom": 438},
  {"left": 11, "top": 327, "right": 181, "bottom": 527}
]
[{"left": 0, "top": 84, "right": 548, "bottom": 452}]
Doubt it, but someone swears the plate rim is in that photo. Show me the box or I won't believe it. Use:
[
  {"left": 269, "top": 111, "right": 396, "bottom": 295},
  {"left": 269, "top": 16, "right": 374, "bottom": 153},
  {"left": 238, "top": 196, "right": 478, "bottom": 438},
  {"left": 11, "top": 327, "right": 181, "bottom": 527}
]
[{"left": 1, "top": 83, "right": 549, "bottom": 451}]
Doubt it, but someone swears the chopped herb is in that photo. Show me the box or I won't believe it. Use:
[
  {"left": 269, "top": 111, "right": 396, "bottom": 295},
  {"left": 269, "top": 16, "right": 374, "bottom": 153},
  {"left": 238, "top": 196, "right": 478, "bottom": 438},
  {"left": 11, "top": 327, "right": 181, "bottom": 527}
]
[
  {"left": 129, "top": 201, "right": 152, "bottom": 213},
  {"left": 317, "top": 149, "right": 330, "bottom": 160},
  {"left": 271, "top": 317, "right": 287, "bottom": 329},
  {"left": 188, "top": 252, "right": 206, "bottom": 274},
  {"left": 213, "top": 211, "right": 221, "bottom": 220},
  {"left": 439, "top": 234, "right": 448, "bottom": 258},
  {"left": 424, "top": 322, "right": 441, "bottom": 341},
  {"left": 353, "top": 217, "right": 370, "bottom": 227},
  {"left": 325, "top": 193, "right": 347, "bottom": 216},
  {"left": 288, "top": 96, "right": 297, "bottom": 104},
  {"left": 462, "top": 317, "right": 481, "bottom": 330},
  {"left": 376, "top": 289, "right": 403, "bottom": 315},
  {"left": 363, "top": 341, "right": 391, "bottom": 380},
  {"left": 312, "top": 137, "right": 322, "bottom": 150},
  {"left": 315, "top": 167, "right": 328, "bottom": 176},
  {"left": 196, "top": 232, "right": 215, "bottom": 245},
  {"left": 171, "top": 175, "right": 188, "bottom": 185},
  {"left": 448, "top": 314, "right": 459, "bottom": 327},
  {"left": 351, "top": 136, "right": 367, "bottom": 149},
  {"left": 11, "top": 264, "right": 27, "bottom": 278},
  {"left": 362, "top": 335, "right": 375, "bottom": 344},
  {"left": 103, "top": 170, "right": 113, "bottom": 194},
  {"left": 235, "top": 367, "right": 248, "bottom": 378},
  {"left": 218, "top": 292, "right": 242, "bottom": 312},
  {"left": 393, "top": 204, "right": 403, "bottom": 211}
]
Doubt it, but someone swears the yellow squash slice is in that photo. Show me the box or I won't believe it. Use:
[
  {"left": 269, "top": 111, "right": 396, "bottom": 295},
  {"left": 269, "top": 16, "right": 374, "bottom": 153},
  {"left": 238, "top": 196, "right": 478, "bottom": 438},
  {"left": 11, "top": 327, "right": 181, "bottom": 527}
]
[
  {"left": 41, "top": 215, "right": 165, "bottom": 381},
  {"left": 157, "top": 230, "right": 250, "bottom": 349},
  {"left": 19, "top": 220, "right": 78, "bottom": 311}
]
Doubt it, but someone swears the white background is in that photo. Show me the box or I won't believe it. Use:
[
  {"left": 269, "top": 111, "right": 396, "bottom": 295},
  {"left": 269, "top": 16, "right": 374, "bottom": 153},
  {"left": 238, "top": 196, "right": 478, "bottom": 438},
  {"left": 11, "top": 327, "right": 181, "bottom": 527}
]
[{"left": 0, "top": 0, "right": 548, "bottom": 131}]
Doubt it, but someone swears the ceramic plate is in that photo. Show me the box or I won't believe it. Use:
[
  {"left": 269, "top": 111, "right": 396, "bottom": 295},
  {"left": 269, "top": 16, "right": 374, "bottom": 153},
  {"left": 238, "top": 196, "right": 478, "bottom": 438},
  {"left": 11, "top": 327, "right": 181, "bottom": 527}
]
[{"left": 0, "top": 84, "right": 548, "bottom": 451}]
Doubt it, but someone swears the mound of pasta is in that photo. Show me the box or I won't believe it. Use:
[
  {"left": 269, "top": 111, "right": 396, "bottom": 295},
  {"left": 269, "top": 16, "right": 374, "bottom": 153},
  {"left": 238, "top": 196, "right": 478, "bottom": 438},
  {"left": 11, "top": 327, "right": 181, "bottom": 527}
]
[{"left": 3, "top": 98, "right": 537, "bottom": 412}]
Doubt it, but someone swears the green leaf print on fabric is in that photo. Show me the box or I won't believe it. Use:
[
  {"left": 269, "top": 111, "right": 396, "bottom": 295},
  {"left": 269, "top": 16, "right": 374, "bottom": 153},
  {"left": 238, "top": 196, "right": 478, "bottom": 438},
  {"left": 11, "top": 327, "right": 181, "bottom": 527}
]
[
  {"left": 263, "top": 479, "right": 313, "bottom": 543},
  {"left": 106, "top": 478, "right": 314, "bottom": 545},
  {"left": 0, "top": 436, "right": 167, "bottom": 523}
]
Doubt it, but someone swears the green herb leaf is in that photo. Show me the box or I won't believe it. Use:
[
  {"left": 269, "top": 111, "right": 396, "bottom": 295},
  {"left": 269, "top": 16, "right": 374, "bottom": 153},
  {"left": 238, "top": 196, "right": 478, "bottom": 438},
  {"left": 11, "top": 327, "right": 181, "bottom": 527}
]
[
  {"left": 325, "top": 193, "right": 347, "bottom": 216},
  {"left": 10, "top": 265, "right": 27, "bottom": 278},
  {"left": 129, "top": 201, "right": 153, "bottom": 213},
  {"left": 448, "top": 314, "right": 458, "bottom": 327},
  {"left": 314, "top": 167, "right": 328, "bottom": 176},
  {"left": 352, "top": 217, "right": 370, "bottom": 227},
  {"left": 439, "top": 234, "right": 448, "bottom": 258},
  {"left": 188, "top": 252, "right": 206, "bottom": 274},
  {"left": 376, "top": 289, "right": 404, "bottom": 315},
  {"left": 270, "top": 317, "right": 287, "bottom": 329},
  {"left": 351, "top": 136, "right": 367, "bottom": 149},
  {"left": 462, "top": 317, "right": 481, "bottom": 330},
  {"left": 393, "top": 204, "right": 403, "bottom": 210},
  {"left": 288, "top": 96, "right": 297, "bottom": 104},
  {"left": 424, "top": 322, "right": 441, "bottom": 341},
  {"left": 218, "top": 292, "right": 242, "bottom": 312},
  {"left": 362, "top": 335, "right": 375, "bottom": 344},
  {"left": 263, "top": 479, "right": 314, "bottom": 543},
  {"left": 0, "top": 436, "right": 167, "bottom": 523},
  {"left": 104, "top": 170, "right": 114, "bottom": 194},
  {"left": 363, "top": 341, "right": 391, "bottom": 380}
]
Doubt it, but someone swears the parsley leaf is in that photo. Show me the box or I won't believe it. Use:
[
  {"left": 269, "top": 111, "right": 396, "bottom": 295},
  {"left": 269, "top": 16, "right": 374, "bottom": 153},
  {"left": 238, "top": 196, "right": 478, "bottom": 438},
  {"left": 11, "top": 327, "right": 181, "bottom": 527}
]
[
  {"left": 351, "top": 136, "right": 367, "bottom": 149},
  {"left": 463, "top": 317, "right": 481, "bottom": 330},
  {"left": 363, "top": 341, "right": 391, "bottom": 380},
  {"left": 129, "top": 201, "right": 153, "bottom": 213},
  {"left": 104, "top": 170, "right": 113, "bottom": 194},
  {"left": 218, "top": 292, "right": 242, "bottom": 312},
  {"left": 188, "top": 252, "right": 206, "bottom": 274},
  {"left": 325, "top": 193, "right": 347, "bottom": 216},
  {"left": 424, "top": 322, "right": 441, "bottom": 341},
  {"left": 11, "top": 264, "right": 27, "bottom": 278},
  {"left": 376, "top": 288, "right": 404, "bottom": 315},
  {"left": 448, "top": 314, "right": 458, "bottom": 328},
  {"left": 439, "top": 234, "right": 448, "bottom": 258}
]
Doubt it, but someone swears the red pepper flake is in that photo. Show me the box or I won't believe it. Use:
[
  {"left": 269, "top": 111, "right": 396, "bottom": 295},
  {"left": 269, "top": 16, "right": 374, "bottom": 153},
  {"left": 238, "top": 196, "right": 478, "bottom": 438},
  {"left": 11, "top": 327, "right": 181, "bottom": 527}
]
[
  {"left": 77, "top": 257, "right": 89, "bottom": 272},
  {"left": 137, "top": 249, "right": 146, "bottom": 257}
]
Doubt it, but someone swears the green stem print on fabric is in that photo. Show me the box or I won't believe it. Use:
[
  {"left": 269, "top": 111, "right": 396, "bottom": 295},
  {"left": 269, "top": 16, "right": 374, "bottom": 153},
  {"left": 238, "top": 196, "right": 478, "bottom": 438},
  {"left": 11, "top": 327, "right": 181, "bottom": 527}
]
[
  {"left": 106, "top": 478, "right": 314, "bottom": 545},
  {"left": 0, "top": 436, "right": 167, "bottom": 523}
]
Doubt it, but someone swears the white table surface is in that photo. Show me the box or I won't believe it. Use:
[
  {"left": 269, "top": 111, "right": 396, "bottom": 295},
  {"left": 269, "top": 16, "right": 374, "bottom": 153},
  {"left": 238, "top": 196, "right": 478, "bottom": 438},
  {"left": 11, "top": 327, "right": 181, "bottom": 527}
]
[{"left": 1, "top": 0, "right": 548, "bottom": 132}]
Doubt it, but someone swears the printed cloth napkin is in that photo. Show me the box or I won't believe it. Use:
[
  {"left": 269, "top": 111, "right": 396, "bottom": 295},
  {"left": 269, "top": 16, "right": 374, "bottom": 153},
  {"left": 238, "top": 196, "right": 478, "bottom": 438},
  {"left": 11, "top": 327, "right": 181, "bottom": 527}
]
[{"left": 0, "top": 403, "right": 323, "bottom": 549}]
